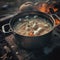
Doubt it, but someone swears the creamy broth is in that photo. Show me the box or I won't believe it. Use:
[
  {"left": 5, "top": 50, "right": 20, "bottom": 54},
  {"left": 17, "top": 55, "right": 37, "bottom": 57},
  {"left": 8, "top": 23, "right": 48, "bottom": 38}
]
[{"left": 14, "top": 18, "right": 52, "bottom": 36}]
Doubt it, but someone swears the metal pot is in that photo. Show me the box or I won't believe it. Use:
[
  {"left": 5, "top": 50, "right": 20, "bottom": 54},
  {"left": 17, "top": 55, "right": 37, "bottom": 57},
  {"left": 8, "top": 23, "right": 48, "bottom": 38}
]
[{"left": 2, "top": 11, "right": 60, "bottom": 50}]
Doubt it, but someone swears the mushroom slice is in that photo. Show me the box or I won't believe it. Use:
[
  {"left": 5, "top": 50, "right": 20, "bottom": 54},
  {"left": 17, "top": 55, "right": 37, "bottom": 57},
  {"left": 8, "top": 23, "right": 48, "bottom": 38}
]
[
  {"left": 34, "top": 27, "right": 43, "bottom": 35},
  {"left": 32, "top": 23, "right": 37, "bottom": 28}
]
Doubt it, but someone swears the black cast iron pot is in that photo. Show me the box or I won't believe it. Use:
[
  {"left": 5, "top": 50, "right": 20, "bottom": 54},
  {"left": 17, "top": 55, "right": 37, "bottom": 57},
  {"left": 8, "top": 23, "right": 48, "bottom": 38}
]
[{"left": 2, "top": 11, "right": 59, "bottom": 50}]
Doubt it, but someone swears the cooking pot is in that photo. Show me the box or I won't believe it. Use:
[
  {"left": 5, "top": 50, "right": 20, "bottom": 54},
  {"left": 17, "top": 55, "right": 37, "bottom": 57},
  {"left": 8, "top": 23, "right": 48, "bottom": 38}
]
[{"left": 2, "top": 11, "right": 60, "bottom": 50}]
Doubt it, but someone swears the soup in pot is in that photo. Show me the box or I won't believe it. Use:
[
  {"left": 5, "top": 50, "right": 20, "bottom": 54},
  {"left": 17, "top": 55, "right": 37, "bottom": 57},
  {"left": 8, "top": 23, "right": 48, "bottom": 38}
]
[{"left": 13, "top": 16, "right": 52, "bottom": 36}]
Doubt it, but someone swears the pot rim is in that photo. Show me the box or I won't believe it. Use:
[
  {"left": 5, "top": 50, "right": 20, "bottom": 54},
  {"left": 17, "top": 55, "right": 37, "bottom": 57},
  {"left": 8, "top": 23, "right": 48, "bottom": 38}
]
[{"left": 9, "top": 11, "right": 55, "bottom": 37}]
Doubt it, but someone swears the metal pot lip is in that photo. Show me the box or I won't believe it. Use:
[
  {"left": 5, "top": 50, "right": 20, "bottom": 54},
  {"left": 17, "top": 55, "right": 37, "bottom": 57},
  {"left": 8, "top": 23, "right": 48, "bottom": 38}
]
[{"left": 9, "top": 11, "right": 55, "bottom": 37}]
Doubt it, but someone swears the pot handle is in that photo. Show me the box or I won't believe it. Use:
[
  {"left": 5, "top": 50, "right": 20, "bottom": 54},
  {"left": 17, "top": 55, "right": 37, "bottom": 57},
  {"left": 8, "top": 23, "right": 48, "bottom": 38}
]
[
  {"left": 50, "top": 14, "right": 60, "bottom": 27},
  {"left": 2, "top": 23, "right": 12, "bottom": 33}
]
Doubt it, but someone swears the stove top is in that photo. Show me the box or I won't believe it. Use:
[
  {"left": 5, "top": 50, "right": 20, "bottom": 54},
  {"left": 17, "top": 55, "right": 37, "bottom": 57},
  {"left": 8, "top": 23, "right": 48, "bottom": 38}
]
[{"left": 0, "top": 1, "right": 60, "bottom": 60}]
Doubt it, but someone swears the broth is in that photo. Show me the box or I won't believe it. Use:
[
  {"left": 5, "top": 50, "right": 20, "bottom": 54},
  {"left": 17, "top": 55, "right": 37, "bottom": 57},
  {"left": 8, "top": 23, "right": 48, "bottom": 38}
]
[{"left": 14, "top": 17, "right": 52, "bottom": 36}]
